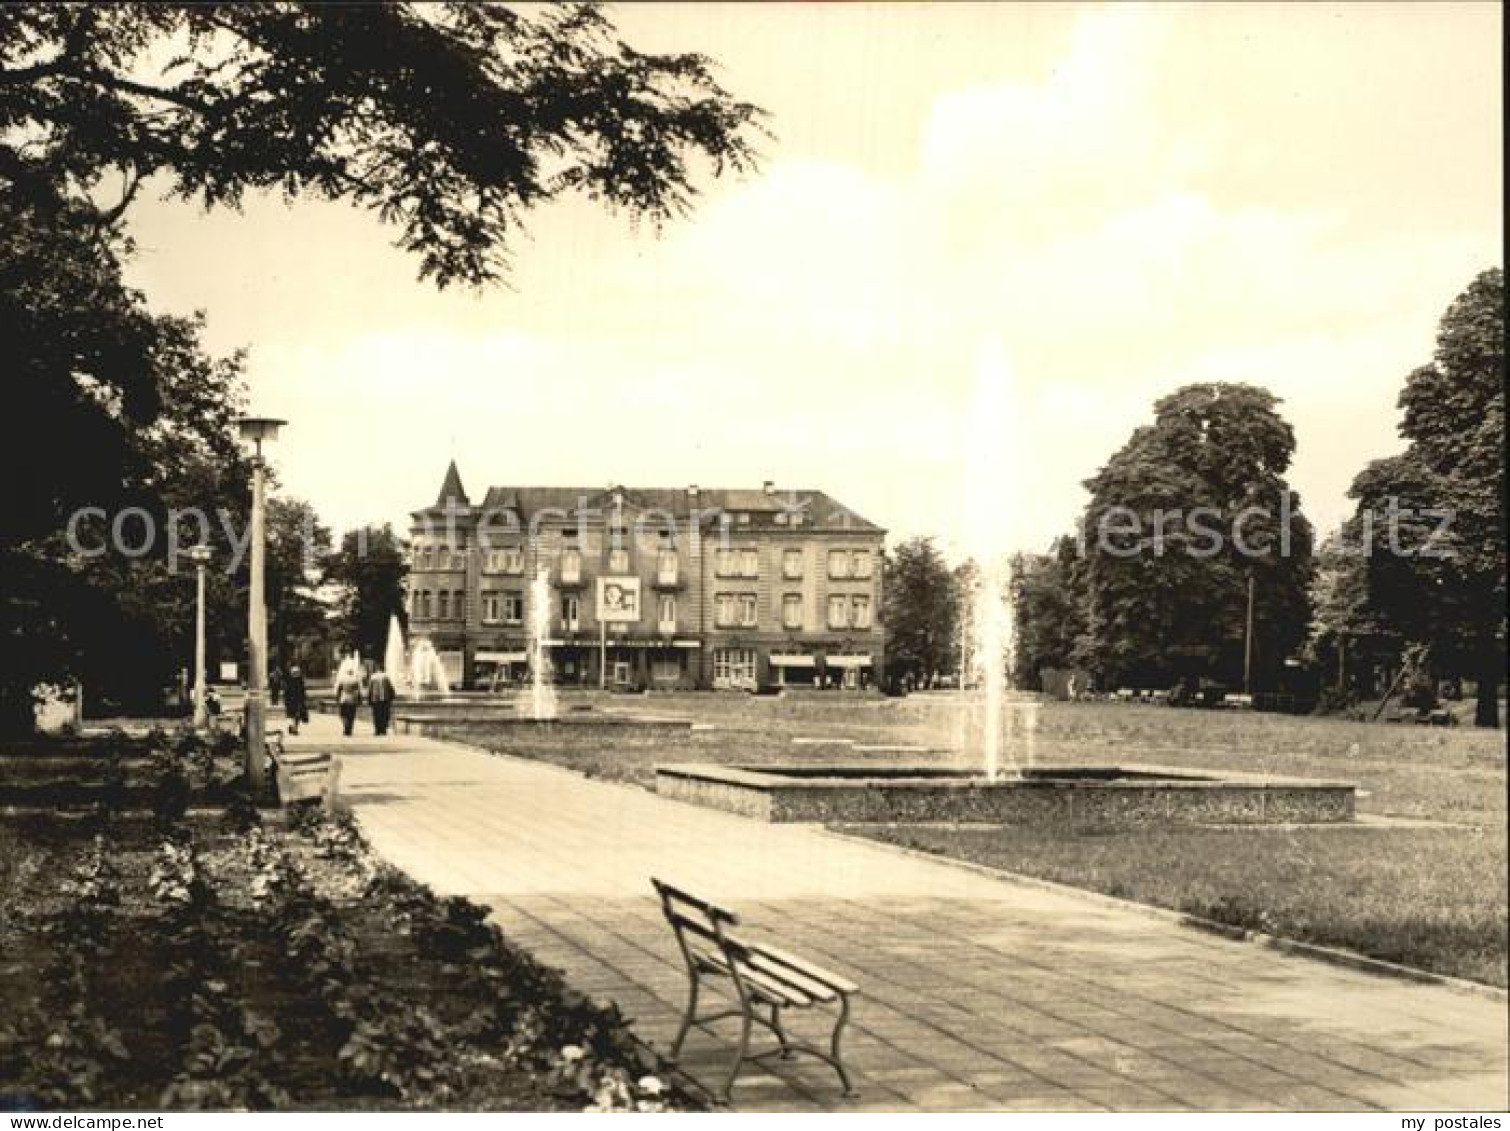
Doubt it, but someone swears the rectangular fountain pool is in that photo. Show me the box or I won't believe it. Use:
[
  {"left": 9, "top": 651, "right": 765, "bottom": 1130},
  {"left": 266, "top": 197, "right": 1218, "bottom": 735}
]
[{"left": 654, "top": 763, "right": 1356, "bottom": 826}]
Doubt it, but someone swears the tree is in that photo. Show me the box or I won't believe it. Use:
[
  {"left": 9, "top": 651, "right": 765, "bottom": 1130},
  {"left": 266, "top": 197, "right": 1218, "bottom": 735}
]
[
  {"left": 326, "top": 525, "right": 408, "bottom": 663},
  {"left": 881, "top": 537, "right": 959, "bottom": 687},
  {"left": 1347, "top": 268, "right": 1504, "bottom": 726},
  {"left": 2, "top": 3, "right": 761, "bottom": 731},
  {"left": 1072, "top": 383, "right": 1314, "bottom": 690},
  {"left": 0, "top": 195, "right": 256, "bottom": 727},
  {"left": 0, "top": 3, "right": 764, "bottom": 288},
  {"left": 1011, "top": 540, "right": 1086, "bottom": 688},
  {"left": 266, "top": 497, "right": 334, "bottom": 677}
]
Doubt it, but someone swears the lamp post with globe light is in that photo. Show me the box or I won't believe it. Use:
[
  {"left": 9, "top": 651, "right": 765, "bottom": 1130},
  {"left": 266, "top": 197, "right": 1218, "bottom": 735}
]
[
  {"left": 236, "top": 416, "right": 285, "bottom": 793},
  {"left": 188, "top": 543, "right": 213, "bottom": 729}
]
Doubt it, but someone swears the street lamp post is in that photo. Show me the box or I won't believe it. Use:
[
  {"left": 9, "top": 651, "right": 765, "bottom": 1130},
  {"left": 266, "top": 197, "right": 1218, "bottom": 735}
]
[
  {"left": 188, "top": 544, "right": 213, "bottom": 729},
  {"left": 237, "top": 416, "right": 286, "bottom": 794}
]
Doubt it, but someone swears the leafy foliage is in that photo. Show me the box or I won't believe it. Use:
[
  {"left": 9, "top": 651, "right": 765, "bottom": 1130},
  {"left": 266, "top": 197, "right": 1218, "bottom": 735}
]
[
  {"left": 1072, "top": 383, "right": 1314, "bottom": 689},
  {"left": 1346, "top": 268, "right": 1505, "bottom": 725},
  {"left": 0, "top": 3, "right": 764, "bottom": 288},
  {"left": 882, "top": 537, "right": 960, "bottom": 686},
  {"left": 326, "top": 524, "right": 408, "bottom": 661}
]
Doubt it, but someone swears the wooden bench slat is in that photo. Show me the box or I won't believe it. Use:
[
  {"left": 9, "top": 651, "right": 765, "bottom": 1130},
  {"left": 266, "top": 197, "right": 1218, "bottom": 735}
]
[
  {"left": 697, "top": 949, "right": 813, "bottom": 1007},
  {"left": 653, "top": 878, "right": 738, "bottom": 924},
  {"left": 743, "top": 940, "right": 859, "bottom": 995},
  {"left": 741, "top": 949, "right": 840, "bottom": 1003}
]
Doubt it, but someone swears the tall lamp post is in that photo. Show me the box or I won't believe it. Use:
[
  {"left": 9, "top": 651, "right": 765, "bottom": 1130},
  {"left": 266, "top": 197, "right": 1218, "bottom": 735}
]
[
  {"left": 237, "top": 416, "right": 286, "bottom": 793},
  {"left": 188, "top": 543, "right": 213, "bottom": 729}
]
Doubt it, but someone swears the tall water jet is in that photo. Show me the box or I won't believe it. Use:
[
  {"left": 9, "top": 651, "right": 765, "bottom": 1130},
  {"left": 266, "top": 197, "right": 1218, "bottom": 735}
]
[
  {"left": 409, "top": 637, "right": 450, "bottom": 698},
  {"left": 384, "top": 614, "right": 409, "bottom": 695},
  {"left": 524, "top": 566, "right": 559, "bottom": 720},
  {"left": 961, "top": 340, "right": 1026, "bottom": 781}
]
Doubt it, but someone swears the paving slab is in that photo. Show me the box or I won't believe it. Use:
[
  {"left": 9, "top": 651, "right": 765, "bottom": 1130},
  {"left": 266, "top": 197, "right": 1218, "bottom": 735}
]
[{"left": 287, "top": 713, "right": 1509, "bottom": 1112}]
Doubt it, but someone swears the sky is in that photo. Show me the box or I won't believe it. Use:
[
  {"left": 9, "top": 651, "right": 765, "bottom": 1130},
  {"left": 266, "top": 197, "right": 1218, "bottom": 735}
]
[{"left": 122, "top": 2, "right": 1503, "bottom": 559}]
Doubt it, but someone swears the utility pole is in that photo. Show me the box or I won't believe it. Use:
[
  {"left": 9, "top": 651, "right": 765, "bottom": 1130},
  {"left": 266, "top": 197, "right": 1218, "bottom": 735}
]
[{"left": 1243, "top": 570, "right": 1256, "bottom": 695}]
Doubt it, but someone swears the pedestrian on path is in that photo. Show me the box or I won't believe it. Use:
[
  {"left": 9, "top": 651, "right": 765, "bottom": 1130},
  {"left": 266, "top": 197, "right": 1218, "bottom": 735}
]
[
  {"left": 284, "top": 665, "right": 309, "bottom": 735},
  {"left": 334, "top": 663, "right": 364, "bottom": 737},
  {"left": 368, "top": 666, "right": 396, "bottom": 736}
]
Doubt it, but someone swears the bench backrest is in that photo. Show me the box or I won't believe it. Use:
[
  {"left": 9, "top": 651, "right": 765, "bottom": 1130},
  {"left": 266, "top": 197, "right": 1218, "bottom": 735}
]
[{"left": 651, "top": 878, "right": 856, "bottom": 1006}]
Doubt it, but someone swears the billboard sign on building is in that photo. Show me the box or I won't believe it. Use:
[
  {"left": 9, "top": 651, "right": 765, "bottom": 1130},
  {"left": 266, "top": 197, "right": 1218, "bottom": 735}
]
[{"left": 597, "top": 577, "right": 641, "bottom": 623}]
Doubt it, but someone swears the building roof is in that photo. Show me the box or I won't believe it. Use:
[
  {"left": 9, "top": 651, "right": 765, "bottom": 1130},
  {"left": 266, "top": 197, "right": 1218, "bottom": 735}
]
[{"left": 413, "top": 469, "right": 882, "bottom": 533}]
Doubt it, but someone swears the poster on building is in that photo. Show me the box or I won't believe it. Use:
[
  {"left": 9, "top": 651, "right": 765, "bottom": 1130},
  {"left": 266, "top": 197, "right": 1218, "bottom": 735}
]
[{"left": 596, "top": 577, "right": 641, "bottom": 622}]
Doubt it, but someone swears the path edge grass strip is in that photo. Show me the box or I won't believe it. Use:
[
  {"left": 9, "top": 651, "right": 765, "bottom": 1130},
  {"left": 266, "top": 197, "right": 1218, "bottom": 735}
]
[{"left": 820, "top": 826, "right": 1508, "bottom": 1003}]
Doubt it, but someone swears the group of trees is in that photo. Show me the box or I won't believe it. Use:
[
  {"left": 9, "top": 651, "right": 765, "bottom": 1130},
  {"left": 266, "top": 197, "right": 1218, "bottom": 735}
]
[
  {"left": 3, "top": 4, "right": 760, "bottom": 733},
  {"left": 888, "top": 270, "right": 1502, "bottom": 727}
]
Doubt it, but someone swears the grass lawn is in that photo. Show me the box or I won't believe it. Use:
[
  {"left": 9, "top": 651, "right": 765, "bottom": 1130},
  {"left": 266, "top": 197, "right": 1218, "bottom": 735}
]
[{"left": 451, "top": 694, "right": 1507, "bottom": 986}]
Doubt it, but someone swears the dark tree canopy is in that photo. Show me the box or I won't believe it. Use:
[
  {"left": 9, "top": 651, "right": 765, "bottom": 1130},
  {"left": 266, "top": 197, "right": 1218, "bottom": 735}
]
[
  {"left": 326, "top": 524, "right": 408, "bottom": 663},
  {"left": 1347, "top": 268, "right": 1504, "bottom": 725},
  {"left": 882, "top": 537, "right": 960, "bottom": 687},
  {"left": 1072, "top": 383, "right": 1314, "bottom": 690},
  {"left": 1, "top": 2, "right": 764, "bottom": 286}
]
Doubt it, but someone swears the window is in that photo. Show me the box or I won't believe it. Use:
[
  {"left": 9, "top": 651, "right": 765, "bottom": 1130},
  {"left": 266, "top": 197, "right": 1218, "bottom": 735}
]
[
  {"left": 482, "top": 591, "right": 501, "bottom": 623},
  {"left": 851, "top": 595, "right": 872, "bottom": 629},
  {"left": 453, "top": 590, "right": 466, "bottom": 621},
  {"left": 827, "top": 594, "right": 848, "bottom": 629},
  {"left": 716, "top": 548, "right": 757, "bottom": 578},
  {"left": 438, "top": 590, "right": 450, "bottom": 619},
  {"left": 713, "top": 648, "right": 757, "bottom": 689},
  {"left": 656, "top": 549, "right": 678, "bottom": 585},
  {"left": 418, "top": 590, "right": 431, "bottom": 619},
  {"left": 738, "top": 594, "right": 758, "bottom": 627},
  {"left": 851, "top": 551, "right": 873, "bottom": 579},
  {"left": 658, "top": 595, "right": 676, "bottom": 633},
  {"left": 715, "top": 593, "right": 737, "bottom": 628},
  {"left": 486, "top": 547, "right": 523, "bottom": 574},
  {"left": 782, "top": 594, "right": 803, "bottom": 630},
  {"left": 562, "top": 595, "right": 580, "bottom": 632},
  {"left": 561, "top": 548, "right": 582, "bottom": 584},
  {"left": 828, "top": 549, "right": 850, "bottom": 579},
  {"left": 607, "top": 547, "right": 630, "bottom": 574},
  {"left": 499, "top": 592, "right": 522, "bottom": 624},
  {"left": 420, "top": 546, "right": 434, "bottom": 570},
  {"left": 782, "top": 549, "right": 803, "bottom": 579}
]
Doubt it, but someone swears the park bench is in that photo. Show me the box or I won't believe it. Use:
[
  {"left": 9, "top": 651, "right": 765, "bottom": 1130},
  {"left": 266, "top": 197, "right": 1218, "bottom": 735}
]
[
  {"left": 651, "top": 878, "right": 859, "bottom": 1104},
  {"left": 266, "top": 731, "right": 341, "bottom": 809}
]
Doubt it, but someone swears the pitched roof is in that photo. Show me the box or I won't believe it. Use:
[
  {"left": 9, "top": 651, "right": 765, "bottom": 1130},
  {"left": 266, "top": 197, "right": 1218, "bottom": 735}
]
[
  {"left": 433, "top": 460, "right": 470, "bottom": 509},
  {"left": 415, "top": 471, "right": 882, "bottom": 532}
]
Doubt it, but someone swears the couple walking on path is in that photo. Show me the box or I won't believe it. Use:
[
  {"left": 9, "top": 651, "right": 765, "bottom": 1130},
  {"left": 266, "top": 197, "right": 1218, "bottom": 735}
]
[{"left": 334, "top": 655, "right": 397, "bottom": 737}]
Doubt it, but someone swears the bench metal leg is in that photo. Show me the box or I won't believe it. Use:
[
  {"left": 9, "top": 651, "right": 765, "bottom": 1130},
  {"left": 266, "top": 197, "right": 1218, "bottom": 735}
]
[
  {"left": 668, "top": 969, "right": 700, "bottom": 1063},
  {"left": 719, "top": 1007, "right": 753, "bottom": 1104},
  {"left": 770, "top": 1004, "right": 793, "bottom": 1058},
  {"left": 831, "top": 992, "right": 858, "bottom": 1098}
]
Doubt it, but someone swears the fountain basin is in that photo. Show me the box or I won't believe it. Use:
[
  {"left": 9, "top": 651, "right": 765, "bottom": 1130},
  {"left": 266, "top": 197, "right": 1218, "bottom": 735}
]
[
  {"left": 655, "top": 763, "right": 1356, "bottom": 826},
  {"left": 396, "top": 713, "right": 696, "bottom": 738}
]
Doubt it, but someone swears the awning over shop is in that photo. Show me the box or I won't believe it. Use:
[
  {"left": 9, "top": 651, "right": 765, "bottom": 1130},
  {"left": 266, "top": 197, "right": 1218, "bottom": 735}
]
[
  {"left": 475, "top": 650, "right": 528, "bottom": 664},
  {"left": 540, "top": 639, "right": 699, "bottom": 649},
  {"left": 770, "top": 654, "right": 816, "bottom": 668},
  {"left": 824, "top": 654, "right": 873, "bottom": 668}
]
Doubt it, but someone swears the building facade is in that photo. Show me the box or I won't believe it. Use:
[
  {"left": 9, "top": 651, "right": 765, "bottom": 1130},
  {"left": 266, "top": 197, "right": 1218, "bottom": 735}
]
[{"left": 406, "top": 463, "right": 886, "bottom": 691}]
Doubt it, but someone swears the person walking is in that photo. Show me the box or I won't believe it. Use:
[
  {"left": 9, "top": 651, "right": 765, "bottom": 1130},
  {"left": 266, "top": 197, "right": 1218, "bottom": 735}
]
[
  {"left": 284, "top": 665, "right": 309, "bottom": 736},
  {"left": 334, "top": 662, "right": 364, "bottom": 737},
  {"left": 368, "top": 666, "right": 396, "bottom": 736}
]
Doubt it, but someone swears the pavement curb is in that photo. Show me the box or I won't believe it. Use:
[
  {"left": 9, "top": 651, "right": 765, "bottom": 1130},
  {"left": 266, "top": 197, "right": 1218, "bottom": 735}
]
[{"left": 820, "top": 827, "right": 1508, "bottom": 1003}]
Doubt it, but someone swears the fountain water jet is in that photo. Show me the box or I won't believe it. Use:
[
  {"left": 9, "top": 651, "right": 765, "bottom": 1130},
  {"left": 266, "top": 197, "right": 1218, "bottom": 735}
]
[
  {"left": 523, "top": 567, "right": 559, "bottom": 721},
  {"left": 962, "top": 340, "right": 1028, "bottom": 781},
  {"left": 384, "top": 614, "right": 409, "bottom": 696},
  {"left": 409, "top": 637, "right": 451, "bottom": 698}
]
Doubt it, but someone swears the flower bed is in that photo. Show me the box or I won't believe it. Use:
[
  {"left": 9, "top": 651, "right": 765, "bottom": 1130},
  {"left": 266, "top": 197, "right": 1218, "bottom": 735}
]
[{"left": 0, "top": 733, "right": 693, "bottom": 1111}]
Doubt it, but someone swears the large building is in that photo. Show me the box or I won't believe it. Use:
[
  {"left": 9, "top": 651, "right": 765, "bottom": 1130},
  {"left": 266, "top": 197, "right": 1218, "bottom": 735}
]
[{"left": 406, "top": 463, "right": 886, "bottom": 691}]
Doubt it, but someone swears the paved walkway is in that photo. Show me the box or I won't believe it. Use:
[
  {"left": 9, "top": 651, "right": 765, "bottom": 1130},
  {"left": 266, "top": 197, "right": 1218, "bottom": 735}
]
[{"left": 288, "top": 714, "right": 1508, "bottom": 1112}]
